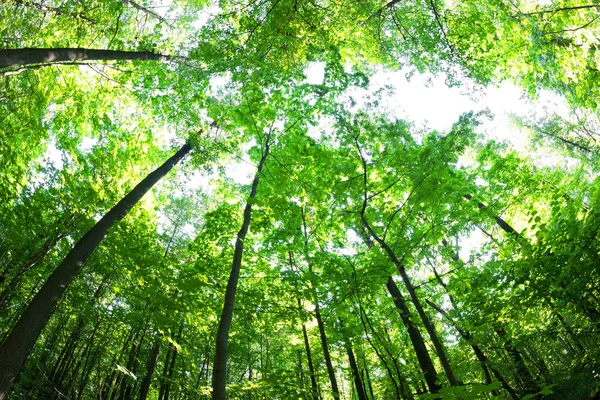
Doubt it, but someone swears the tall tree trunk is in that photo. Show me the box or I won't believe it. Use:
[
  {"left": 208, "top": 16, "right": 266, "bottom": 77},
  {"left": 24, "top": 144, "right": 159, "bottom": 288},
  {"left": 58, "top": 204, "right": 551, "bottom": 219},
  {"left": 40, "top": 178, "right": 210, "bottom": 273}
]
[
  {"left": 396, "top": 263, "right": 459, "bottom": 386},
  {"left": 363, "top": 359, "right": 374, "bottom": 400},
  {"left": 299, "top": 299, "right": 319, "bottom": 400},
  {"left": 104, "top": 326, "right": 137, "bottom": 400},
  {"left": 0, "top": 48, "right": 176, "bottom": 69},
  {"left": 161, "top": 324, "right": 183, "bottom": 400},
  {"left": 363, "top": 218, "right": 458, "bottom": 386},
  {"left": 463, "top": 194, "right": 519, "bottom": 237},
  {"left": 495, "top": 326, "right": 540, "bottom": 395},
  {"left": 385, "top": 277, "right": 439, "bottom": 393},
  {"left": 426, "top": 300, "right": 518, "bottom": 400},
  {"left": 357, "top": 228, "right": 437, "bottom": 394},
  {"left": 139, "top": 339, "right": 161, "bottom": 400},
  {"left": 211, "top": 141, "right": 270, "bottom": 400},
  {"left": 70, "top": 313, "right": 102, "bottom": 398},
  {"left": 119, "top": 321, "right": 149, "bottom": 400},
  {"left": 355, "top": 302, "right": 404, "bottom": 399},
  {"left": 0, "top": 142, "right": 192, "bottom": 399},
  {"left": 314, "top": 303, "right": 340, "bottom": 399},
  {"left": 338, "top": 318, "right": 367, "bottom": 400},
  {"left": 158, "top": 337, "right": 174, "bottom": 400},
  {"left": 355, "top": 143, "right": 447, "bottom": 392}
]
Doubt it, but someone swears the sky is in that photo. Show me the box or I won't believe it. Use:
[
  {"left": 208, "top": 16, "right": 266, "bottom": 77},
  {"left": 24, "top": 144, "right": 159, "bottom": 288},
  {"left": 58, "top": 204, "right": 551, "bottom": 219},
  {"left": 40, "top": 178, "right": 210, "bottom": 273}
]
[
  {"left": 223, "top": 61, "right": 573, "bottom": 186},
  {"left": 34, "top": 2, "right": 583, "bottom": 274},
  {"left": 40, "top": 58, "right": 573, "bottom": 194}
]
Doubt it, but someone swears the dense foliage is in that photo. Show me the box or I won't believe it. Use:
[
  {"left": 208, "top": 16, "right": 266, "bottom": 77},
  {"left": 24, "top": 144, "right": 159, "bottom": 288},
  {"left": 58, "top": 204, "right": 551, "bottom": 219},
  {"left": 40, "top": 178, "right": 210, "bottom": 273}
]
[{"left": 1, "top": 0, "right": 599, "bottom": 399}]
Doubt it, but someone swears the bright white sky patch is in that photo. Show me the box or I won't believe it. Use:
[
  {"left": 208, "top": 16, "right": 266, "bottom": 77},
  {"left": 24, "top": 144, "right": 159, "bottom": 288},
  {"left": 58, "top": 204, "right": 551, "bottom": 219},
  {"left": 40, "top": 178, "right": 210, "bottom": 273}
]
[
  {"left": 79, "top": 136, "right": 98, "bottom": 153},
  {"left": 209, "top": 73, "right": 232, "bottom": 99},
  {"left": 344, "top": 68, "right": 571, "bottom": 151},
  {"left": 304, "top": 62, "right": 325, "bottom": 85},
  {"left": 212, "top": 66, "right": 574, "bottom": 191},
  {"left": 225, "top": 161, "right": 255, "bottom": 184},
  {"left": 45, "top": 140, "right": 64, "bottom": 170}
]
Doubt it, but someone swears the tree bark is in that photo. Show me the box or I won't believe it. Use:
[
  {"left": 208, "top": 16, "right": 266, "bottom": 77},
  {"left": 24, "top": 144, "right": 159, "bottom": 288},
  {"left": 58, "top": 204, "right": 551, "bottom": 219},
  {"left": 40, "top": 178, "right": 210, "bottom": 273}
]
[
  {"left": 139, "top": 339, "right": 161, "bottom": 400},
  {"left": 338, "top": 318, "right": 367, "bottom": 400},
  {"left": 355, "top": 141, "right": 447, "bottom": 392},
  {"left": 495, "top": 326, "right": 540, "bottom": 395},
  {"left": 299, "top": 299, "right": 319, "bottom": 400},
  {"left": 355, "top": 293, "right": 405, "bottom": 399},
  {"left": 385, "top": 277, "right": 439, "bottom": 393},
  {"left": 426, "top": 299, "right": 519, "bottom": 400},
  {"left": 0, "top": 48, "right": 176, "bottom": 69},
  {"left": 463, "top": 194, "right": 519, "bottom": 237},
  {"left": 161, "top": 324, "right": 182, "bottom": 400},
  {"left": 314, "top": 303, "right": 340, "bottom": 399},
  {"left": 121, "top": 0, "right": 170, "bottom": 24},
  {"left": 0, "top": 142, "right": 191, "bottom": 399},
  {"left": 158, "top": 337, "right": 174, "bottom": 400},
  {"left": 211, "top": 141, "right": 270, "bottom": 400},
  {"left": 362, "top": 213, "right": 456, "bottom": 388}
]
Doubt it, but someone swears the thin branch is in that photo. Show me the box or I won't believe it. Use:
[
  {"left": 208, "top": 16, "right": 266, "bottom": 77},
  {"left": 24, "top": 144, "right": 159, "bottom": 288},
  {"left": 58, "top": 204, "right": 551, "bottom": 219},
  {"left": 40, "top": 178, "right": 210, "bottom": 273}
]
[
  {"left": 520, "top": 4, "right": 600, "bottom": 15},
  {"left": 121, "top": 0, "right": 171, "bottom": 26}
]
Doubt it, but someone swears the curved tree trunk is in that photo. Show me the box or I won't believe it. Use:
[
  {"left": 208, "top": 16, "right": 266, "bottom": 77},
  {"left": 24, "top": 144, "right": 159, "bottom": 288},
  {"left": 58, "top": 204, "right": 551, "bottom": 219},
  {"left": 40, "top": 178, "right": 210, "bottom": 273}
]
[
  {"left": 211, "top": 141, "right": 270, "bottom": 400},
  {"left": 356, "top": 140, "right": 446, "bottom": 392},
  {"left": 357, "top": 226, "right": 439, "bottom": 394},
  {"left": 0, "top": 142, "right": 192, "bottom": 399},
  {"left": 0, "top": 48, "right": 176, "bottom": 70}
]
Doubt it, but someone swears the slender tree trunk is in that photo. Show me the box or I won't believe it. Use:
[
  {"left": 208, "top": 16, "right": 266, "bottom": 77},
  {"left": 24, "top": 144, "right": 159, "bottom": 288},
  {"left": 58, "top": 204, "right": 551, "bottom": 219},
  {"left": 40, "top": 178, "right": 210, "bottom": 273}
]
[
  {"left": 158, "top": 337, "right": 174, "bottom": 400},
  {"left": 299, "top": 299, "right": 319, "bottom": 400},
  {"left": 396, "top": 264, "right": 459, "bottom": 386},
  {"left": 104, "top": 327, "right": 137, "bottom": 400},
  {"left": 139, "top": 339, "right": 161, "bottom": 400},
  {"left": 364, "top": 220, "right": 458, "bottom": 386},
  {"left": 435, "top": 245, "right": 517, "bottom": 398},
  {"left": 119, "top": 321, "right": 149, "bottom": 400},
  {"left": 426, "top": 300, "right": 518, "bottom": 400},
  {"left": 0, "top": 48, "right": 176, "bottom": 69},
  {"left": 339, "top": 318, "right": 367, "bottom": 400},
  {"left": 211, "top": 142, "right": 270, "bottom": 400},
  {"left": 355, "top": 145, "right": 446, "bottom": 392},
  {"left": 314, "top": 303, "right": 340, "bottom": 399},
  {"left": 162, "top": 324, "right": 183, "bottom": 400},
  {"left": 72, "top": 313, "right": 102, "bottom": 398},
  {"left": 463, "top": 194, "right": 519, "bottom": 237},
  {"left": 356, "top": 304, "right": 403, "bottom": 399},
  {"left": 364, "top": 360, "right": 374, "bottom": 400},
  {"left": 385, "top": 277, "right": 439, "bottom": 393},
  {"left": 0, "top": 142, "right": 192, "bottom": 399},
  {"left": 495, "top": 326, "right": 539, "bottom": 394},
  {"left": 121, "top": 0, "right": 170, "bottom": 24},
  {"left": 358, "top": 227, "right": 437, "bottom": 394}
]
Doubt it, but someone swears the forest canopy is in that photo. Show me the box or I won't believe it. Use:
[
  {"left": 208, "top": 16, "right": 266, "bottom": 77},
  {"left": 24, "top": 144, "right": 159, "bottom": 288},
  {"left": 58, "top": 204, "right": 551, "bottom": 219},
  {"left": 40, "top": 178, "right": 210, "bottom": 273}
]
[{"left": 0, "top": 0, "right": 599, "bottom": 399}]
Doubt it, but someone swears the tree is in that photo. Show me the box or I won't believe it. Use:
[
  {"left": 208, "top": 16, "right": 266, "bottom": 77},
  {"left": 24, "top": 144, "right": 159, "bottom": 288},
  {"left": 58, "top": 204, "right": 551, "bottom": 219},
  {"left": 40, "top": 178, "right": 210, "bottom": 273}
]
[
  {"left": 2, "top": 0, "right": 600, "bottom": 398},
  {"left": 0, "top": 140, "right": 192, "bottom": 398},
  {"left": 0, "top": 48, "right": 178, "bottom": 73},
  {"left": 211, "top": 136, "right": 270, "bottom": 400}
]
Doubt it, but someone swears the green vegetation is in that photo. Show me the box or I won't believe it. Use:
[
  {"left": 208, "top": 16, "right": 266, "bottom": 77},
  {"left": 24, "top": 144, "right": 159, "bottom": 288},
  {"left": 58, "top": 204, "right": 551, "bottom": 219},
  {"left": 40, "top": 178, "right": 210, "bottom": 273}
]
[{"left": 0, "top": 0, "right": 599, "bottom": 399}]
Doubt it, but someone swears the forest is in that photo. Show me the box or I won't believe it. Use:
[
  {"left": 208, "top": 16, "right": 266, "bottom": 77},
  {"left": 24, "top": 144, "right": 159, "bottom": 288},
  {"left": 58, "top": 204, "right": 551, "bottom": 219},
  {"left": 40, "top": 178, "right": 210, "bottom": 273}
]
[{"left": 0, "top": 0, "right": 599, "bottom": 399}]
